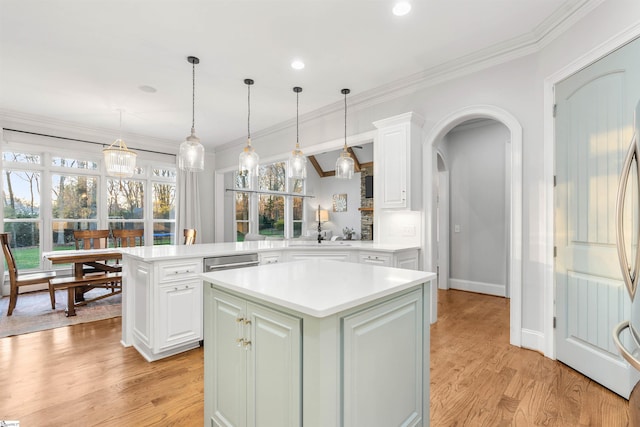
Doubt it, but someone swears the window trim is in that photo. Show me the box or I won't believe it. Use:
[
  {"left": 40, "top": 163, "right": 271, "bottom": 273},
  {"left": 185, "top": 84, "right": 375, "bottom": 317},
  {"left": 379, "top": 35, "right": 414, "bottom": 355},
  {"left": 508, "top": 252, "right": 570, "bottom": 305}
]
[
  {"left": 231, "top": 159, "right": 308, "bottom": 241},
  {"left": 2, "top": 142, "right": 176, "bottom": 271}
]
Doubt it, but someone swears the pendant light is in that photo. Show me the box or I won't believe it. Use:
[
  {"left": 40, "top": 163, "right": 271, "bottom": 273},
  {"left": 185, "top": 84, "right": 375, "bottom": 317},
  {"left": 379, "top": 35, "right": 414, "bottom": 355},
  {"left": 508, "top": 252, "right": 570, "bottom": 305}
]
[
  {"left": 178, "top": 56, "right": 205, "bottom": 172},
  {"left": 288, "top": 86, "right": 307, "bottom": 180},
  {"left": 103, "top": 110, "right": 137, "bottom": 178},
  {"left": 239, "top": 78, "right": 259, "bottom": 178},
  {"left": 335, "top": 88, "right": 354, "bottom": 179}
]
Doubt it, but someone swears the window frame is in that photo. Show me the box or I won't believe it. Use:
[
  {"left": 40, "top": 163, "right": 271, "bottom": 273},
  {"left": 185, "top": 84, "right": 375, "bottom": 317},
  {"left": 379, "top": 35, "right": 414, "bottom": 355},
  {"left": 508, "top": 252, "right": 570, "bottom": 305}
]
[
  {"left": 232, "top": 159, "right": 307, "bottom": 241},
  {"left": 2, "top": 141, "right": 176, "bottom": 272}
]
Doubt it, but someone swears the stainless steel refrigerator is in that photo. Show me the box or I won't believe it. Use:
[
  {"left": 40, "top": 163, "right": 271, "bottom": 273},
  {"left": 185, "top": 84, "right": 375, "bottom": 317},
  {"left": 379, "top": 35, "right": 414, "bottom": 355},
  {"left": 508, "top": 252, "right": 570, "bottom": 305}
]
[{"left": 615, "top": 99, "right": 640, "bottom": 420}]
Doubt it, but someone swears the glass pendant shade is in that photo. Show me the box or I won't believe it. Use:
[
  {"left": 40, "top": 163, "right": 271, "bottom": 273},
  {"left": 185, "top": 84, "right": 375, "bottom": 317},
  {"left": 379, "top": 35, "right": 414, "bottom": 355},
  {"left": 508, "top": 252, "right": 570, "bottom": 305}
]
[
  {"left": 178, "top": 56, "right": 204, "bottom": 172},
  {"left": 239, "top": 78, "right": 259, "bottom": 179},
  {"left": 104, "top": 138, "right": 137, "bottom": 178},
  {"left": 239, "top": 138, "right": 259, "bottom": 177},
  {"left": 335, "top": 148, "right": 354, "bottom": 180},
  {"left": 335, "top": 88, "right": 354, "bottom": 179},
  {"left": 288, "top": 86, "right": 306, "bottom": 180},
  {"left": 178, "top": 127, "right": 205, "bottom": 171},
  {"left": 289, "top": 144, "right": 307, "bottom": 179}
]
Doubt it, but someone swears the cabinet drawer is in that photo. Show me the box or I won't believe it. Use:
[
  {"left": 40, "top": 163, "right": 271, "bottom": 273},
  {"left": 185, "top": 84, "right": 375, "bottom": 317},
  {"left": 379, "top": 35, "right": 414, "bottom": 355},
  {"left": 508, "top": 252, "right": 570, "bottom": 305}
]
[
  {"left": 287, "top": 251, "right": 352, "bottom": 262},
  {"left": 359, "top": 252, "right": 392, "bottom": 267},
  {"left": 259, "top": 251, "right": 282, "bottom": 265},
  {"left": 158, "top": 260, "right": 202, "bottom": 283}
]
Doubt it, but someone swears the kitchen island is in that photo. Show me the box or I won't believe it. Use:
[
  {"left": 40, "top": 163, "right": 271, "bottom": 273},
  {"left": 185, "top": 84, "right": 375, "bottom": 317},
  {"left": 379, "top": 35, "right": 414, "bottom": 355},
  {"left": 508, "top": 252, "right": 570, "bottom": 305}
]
[
  {"left": 201, "top": 259, "right": 435, "bottom": 427},
  {"left": 119, "top": 240, "right": 429, "bottom": 362}
]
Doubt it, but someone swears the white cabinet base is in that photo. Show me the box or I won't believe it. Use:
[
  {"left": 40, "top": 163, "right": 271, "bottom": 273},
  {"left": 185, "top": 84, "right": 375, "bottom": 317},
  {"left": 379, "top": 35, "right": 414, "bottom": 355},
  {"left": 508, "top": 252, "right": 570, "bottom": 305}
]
[
  {"left": 124, "top": 256, "right": 203, "bottom": 362},
  {"left": 205, "top": 282, "right": 430, "bottom": 427},
  {"left": 133, "top": 338, "right": 201, "bottom": 363}
]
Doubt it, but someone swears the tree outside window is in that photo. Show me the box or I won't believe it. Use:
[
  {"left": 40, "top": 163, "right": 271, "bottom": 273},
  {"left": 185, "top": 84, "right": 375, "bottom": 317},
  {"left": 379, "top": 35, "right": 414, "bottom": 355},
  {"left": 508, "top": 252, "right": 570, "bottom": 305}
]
[
  {"left": 3, "top": 164, "right": 42, "bottom": 269},
  {"left": 152, "top": 167, "right": 176, "bottom": 245}
]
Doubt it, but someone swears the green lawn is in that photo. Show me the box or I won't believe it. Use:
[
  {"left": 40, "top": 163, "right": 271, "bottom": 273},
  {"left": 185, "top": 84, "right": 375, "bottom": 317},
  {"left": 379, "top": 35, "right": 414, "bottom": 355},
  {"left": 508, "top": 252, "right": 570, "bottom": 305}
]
[
  {"left": 11, "top": 246, "right": 76, "bottom": 270},
  {"left": 12, "top": 240, "right": 172, "bottom": 270}
]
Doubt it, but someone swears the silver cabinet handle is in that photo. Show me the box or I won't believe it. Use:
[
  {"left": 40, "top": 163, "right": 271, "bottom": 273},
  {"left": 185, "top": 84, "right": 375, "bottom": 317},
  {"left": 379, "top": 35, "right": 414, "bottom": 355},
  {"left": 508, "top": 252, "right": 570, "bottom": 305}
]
[
  {"left": 615, "top": 131, "right": 639, "bottom": 301},
  {"left": 613, "top": 320, "right": 640, "bottom": 370}
]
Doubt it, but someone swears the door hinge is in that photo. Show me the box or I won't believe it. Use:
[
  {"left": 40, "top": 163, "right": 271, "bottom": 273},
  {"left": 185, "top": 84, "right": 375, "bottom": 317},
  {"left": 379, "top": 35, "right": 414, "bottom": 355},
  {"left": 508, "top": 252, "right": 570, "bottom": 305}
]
[
  {"left": 553, "top": 104, "right": 557, "bottom": 118},
  {"left": 553, "top": 175, "right": 556, "bottom": 187},
  {"left": 554, "top": 246, "right": 557, "bottom": 258},
  {"left": 553, "top": 316, "right": 557, "bottom": 329}
]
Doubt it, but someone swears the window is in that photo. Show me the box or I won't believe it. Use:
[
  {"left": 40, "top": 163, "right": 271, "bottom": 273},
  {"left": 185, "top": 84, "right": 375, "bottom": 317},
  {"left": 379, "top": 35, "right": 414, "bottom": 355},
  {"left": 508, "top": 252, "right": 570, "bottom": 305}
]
[
  {"left": 233, "top": 160, "right": 306, "bottom": 241},
  {"left": 51, "top": 172, "right": 99, "bottom": 250},
  {"left": 291, "top": 178, "right": 304, "bottom": 238},
  {"left": 3, "top": 153, "right": 43, "bottom": 269},
  {"left": 152, "top": 167, "right": 176, "bottom": 245},
  {"left": 2, "top": 144, "right": 176, "bottom": 271},
  {"left": 107, "top": 177, "right": 144, "bottom": 233}
]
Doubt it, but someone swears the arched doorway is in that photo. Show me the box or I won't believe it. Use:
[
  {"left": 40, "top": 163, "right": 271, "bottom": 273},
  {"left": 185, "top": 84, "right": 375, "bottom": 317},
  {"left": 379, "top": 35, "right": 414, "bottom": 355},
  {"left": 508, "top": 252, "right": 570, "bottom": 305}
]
[{"left": 424, "top": 105, "right": 523, "bottom": 347}]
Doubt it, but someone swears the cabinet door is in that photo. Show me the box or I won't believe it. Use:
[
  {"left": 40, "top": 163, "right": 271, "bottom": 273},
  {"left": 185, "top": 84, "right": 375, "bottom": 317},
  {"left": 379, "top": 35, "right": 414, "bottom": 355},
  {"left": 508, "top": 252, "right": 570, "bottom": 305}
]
[
  {"left": 157, "top": 280, "right": 203, "bottom": 351},
  {"left": 378, "top": 123, "right": 409, "bottom": 209},
  {"left": 343, "top": 289, "right": 423, "bottom": 427},
  {"left": 395, "top": 250, "right": 419, "bottom": 270},
  {"left": 246, "top": 302, "right": 301, "bottom": 427},
  {"left": 211, "top": 291, "right": 248, "bottom": 427}
]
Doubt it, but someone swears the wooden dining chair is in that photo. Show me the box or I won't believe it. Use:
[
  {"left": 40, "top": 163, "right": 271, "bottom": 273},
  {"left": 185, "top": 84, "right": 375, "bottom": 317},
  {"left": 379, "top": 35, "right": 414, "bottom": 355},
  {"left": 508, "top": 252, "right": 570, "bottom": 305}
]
[
  {"left": 112, "top": 229, "right": 144, "bottom": 248},
  {"left": 184, "top": 229, "right": 197, "bottom": 245},
  {"left": 73, "top": 229, "right": 115, "bottom": 275},
  {"left": 0, "top": 233, "right": 57, "bottom": 316},
  {"left": 73, "top": 229, "right": 110, "bottom": 250}
]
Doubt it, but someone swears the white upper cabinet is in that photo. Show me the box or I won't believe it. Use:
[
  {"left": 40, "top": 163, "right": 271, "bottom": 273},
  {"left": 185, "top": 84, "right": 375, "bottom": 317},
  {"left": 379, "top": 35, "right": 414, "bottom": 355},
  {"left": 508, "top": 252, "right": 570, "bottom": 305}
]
[{"left": 373, "top": 112, "right": 424, "bottom": 210}]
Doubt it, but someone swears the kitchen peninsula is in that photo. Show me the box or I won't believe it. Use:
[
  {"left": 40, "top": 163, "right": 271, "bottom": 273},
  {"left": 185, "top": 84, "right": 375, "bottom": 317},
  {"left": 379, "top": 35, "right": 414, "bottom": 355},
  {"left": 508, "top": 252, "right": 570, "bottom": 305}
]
[
  {"left": 119, "top": 240, "right": 427, "bottom": 362},
  {"left": 201, "top": 259, "right": 435, "bottom": 427}
]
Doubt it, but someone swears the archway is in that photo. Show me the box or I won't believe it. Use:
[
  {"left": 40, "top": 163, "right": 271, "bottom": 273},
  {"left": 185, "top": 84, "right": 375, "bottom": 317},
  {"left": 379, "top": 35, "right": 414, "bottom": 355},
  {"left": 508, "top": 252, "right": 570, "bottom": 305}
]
[{"left": 424, "top": 105, "right": 523, "bottom": 347}]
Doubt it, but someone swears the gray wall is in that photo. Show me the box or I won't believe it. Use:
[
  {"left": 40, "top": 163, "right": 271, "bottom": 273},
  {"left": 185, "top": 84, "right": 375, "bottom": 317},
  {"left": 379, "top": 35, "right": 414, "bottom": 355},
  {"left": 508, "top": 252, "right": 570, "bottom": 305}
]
[{"left": 446, "top": 120, "right": 509, "bottom": 294}]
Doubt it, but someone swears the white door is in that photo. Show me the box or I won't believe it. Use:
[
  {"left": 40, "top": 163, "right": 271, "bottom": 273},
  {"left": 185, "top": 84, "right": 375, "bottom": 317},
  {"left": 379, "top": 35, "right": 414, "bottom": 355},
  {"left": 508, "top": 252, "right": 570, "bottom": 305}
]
[{"left": 555, "top": 36, "right": 640, "bottom": 398}]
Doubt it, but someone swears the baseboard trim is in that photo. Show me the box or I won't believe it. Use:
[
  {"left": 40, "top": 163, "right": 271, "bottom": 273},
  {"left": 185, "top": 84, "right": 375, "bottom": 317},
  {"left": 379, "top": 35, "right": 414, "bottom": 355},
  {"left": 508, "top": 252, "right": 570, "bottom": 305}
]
[
  {"left": 449, "top": 278, "right": 506, "bottom": 297},
  {"left": 521, "top": 328, "right": 545, "bottom": 353}
]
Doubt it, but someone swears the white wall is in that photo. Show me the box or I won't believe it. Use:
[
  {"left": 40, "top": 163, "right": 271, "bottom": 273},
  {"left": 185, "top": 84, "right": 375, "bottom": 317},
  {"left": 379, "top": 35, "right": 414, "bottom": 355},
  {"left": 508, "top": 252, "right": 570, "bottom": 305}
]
[
  {"left": 207, "top": 0, "right": 640, "bottom": 353},
  {"left": 304, "top": 170, "right": 362, "bottom": 239},
  {"left": 444, "top": 120, "right": 509, "bottom": 296}
]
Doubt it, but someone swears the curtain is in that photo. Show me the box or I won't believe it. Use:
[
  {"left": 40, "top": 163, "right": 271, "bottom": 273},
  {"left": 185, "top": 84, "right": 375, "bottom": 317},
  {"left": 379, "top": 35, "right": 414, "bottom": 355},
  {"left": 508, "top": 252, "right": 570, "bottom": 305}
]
[{"left": 176, "top": 168, "right": 201, "bottom": 244}]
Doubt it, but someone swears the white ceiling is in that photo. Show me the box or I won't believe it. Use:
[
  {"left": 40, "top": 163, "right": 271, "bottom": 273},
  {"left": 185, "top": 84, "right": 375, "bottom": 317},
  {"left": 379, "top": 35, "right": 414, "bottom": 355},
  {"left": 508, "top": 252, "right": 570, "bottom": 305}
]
[{"left": 0, "top": 0, "right": 592, "bottom": 152}]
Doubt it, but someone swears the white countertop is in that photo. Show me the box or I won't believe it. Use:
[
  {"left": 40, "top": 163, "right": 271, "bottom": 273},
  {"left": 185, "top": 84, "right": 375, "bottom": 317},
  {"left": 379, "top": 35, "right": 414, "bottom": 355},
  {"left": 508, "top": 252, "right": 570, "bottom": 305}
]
[
  {"left": 120, "top": 240, "right": 420, "bottom": 262},
  {"left": 200, "top": 259, "right": 435, "bottom": 318}
]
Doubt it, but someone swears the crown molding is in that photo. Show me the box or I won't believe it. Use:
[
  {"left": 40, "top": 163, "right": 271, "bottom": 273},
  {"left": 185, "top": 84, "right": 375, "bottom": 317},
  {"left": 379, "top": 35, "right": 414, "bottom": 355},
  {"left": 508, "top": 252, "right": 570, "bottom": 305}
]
[
  {"left": 213, "top": 0, "right": 605, "bottom": 156},
  {"left": 0, "top": 109, "right": 178, "bottom": 154}
]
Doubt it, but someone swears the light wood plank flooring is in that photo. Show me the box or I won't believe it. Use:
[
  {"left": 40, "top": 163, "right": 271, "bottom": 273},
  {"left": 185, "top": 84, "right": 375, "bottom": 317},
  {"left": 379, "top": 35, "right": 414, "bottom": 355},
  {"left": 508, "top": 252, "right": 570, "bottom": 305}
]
[
  {"left": 0, "top": 289, "right": 630, "bottom": 426},
  {"left": 431, "top": 289, "right": 629, "bottom": 426}
]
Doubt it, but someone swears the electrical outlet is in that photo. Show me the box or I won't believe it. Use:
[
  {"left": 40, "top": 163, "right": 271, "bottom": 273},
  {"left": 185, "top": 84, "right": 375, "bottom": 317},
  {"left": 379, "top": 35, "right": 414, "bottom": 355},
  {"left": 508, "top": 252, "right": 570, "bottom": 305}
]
[
  {"left": 454, "top": 224, "right": 461, "bottom": 233},
  {"left": 402, "top": 225, "right": 416, "bottom": 236}
]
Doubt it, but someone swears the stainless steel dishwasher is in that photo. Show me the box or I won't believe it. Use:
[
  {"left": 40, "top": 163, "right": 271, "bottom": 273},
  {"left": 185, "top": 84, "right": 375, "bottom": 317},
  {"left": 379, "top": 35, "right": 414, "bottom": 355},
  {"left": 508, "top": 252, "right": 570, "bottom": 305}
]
[{"left": 203, "top": 253, "right": 259, "bottom": 272}]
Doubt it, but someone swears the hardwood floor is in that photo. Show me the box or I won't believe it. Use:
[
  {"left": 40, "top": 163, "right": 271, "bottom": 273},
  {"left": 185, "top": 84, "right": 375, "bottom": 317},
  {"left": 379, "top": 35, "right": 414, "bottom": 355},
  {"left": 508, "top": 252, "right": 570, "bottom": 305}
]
[
  {"left": 431, "top": 289, "right": 629, "bottom": 426},
  {"left": 0, "top": 317, "right": 204, "bottom": 426},
  {"left": 0, "top": 289, "right": 630, "bottom": 426}
]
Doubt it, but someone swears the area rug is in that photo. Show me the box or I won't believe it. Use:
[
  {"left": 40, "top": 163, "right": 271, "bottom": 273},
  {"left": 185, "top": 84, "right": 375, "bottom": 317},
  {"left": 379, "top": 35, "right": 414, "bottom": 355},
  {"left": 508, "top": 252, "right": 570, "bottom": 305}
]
[{"left": 0, "top": 288, "right": 121, "bottom": 337}]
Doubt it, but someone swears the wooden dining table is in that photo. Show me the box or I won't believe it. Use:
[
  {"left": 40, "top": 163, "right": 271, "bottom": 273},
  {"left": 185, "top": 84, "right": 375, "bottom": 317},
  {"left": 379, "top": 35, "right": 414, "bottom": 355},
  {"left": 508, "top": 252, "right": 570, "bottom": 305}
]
[{"left": 43, "top": 248, "right": 123, "bottom": 316}]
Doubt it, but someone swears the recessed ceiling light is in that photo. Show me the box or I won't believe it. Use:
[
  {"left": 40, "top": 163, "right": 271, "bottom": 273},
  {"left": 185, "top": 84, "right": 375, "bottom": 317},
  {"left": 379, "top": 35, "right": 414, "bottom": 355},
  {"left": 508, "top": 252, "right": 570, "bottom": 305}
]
[
  {"left": 138, "top": 85, "right": 157, "bottom": 93},
  {"left": 392, "top": 1, "right": 411, "bottom": 16},
  {"left": 291, "top": 59, "right": 305, "bottom": 70}
]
